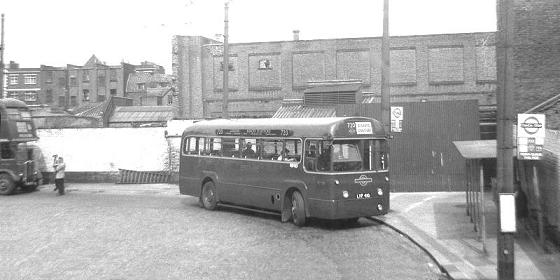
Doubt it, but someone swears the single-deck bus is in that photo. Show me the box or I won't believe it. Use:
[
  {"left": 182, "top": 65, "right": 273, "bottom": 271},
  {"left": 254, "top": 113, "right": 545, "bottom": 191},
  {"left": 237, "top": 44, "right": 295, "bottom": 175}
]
[{"left": 179, "top": 117, "right": 389, "bottom": 226}]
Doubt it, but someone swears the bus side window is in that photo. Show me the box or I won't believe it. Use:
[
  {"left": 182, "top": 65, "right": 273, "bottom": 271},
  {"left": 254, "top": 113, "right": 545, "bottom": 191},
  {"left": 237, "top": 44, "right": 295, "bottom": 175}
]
[
  {"left": 283, "top": 139, "right": 301, "bottom": 161},
  {"left": 262, "top": 139, "right": 280, "bottom": 160},
  {"left": 198, "top": 137, "right": 209, "bottom": 156},
  {"left": 305, "top": 140, "right": 319, "bottom": 171},
  {"left": 373, "top": 140, "right": 389, "bottom": 171},
  {"left": 241, "top": 138, "right": 257, "bottom": 159},
  {"left": 210, "top": 138, "right": 222, "bottom": 156},
  {"left": 186, "top": 137, "right": 198, "bottom": 155},
  {"left": 222, "top": 138, "right": 238, "bottom": 157}
]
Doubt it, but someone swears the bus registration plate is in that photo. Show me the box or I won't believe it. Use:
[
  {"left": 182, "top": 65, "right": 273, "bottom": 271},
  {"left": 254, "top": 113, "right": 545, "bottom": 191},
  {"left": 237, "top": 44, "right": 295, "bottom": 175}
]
[{"left": 356, "top": 193, "right": 371, "bottom": 199}]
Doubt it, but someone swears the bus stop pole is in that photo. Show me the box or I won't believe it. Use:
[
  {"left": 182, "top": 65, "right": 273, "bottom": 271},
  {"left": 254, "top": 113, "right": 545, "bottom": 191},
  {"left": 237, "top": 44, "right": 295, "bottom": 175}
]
[
  {"left": 0, "top": 14, "right": 4, "bottom": 99},
  {"left": 497, "top": 0, "right": 515, "bottom": 277},
  {"left": 222, "top": 2, "right": 229, "bottom": 119},
  {"left": 381, "top": 0, "right": 390, "bottom": 134}
]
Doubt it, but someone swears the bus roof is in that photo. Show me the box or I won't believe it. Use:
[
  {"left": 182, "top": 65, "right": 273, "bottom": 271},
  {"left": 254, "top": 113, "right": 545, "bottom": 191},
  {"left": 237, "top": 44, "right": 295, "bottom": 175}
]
[
  {"left": 182, "top": 117, "right": 386, "bottom": 139},
  {"left": 0, "top": 98, "right": 29, "bottom": 108}
]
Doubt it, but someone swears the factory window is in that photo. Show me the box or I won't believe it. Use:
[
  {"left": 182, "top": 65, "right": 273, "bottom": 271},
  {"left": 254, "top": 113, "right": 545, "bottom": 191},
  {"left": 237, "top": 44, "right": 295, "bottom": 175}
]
[
  {"left": 8, "top": 75, "right": 18, "bottom": 85},
  {"left": 24, "top": 74, "right": 37, "bottom": 85},
  {"left": 24, "top": 91, "right": 38, "bottom": 102}
]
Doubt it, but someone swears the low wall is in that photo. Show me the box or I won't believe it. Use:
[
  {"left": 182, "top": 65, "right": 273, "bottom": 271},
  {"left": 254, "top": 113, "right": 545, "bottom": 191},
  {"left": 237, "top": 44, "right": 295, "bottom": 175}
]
[
  {"left": 34, "top": 120, "right": 195, "bottom": 183},
  {"left": 37, "top": 127, "right": 169, "bottom": 173}
]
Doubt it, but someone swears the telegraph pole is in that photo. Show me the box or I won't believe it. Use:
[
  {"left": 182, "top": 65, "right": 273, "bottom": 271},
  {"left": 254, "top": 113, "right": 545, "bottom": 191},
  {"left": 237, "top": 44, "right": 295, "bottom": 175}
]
[
  {"left": 496, "top": 0, "right": 515, "bottom": 278},
  {"left": 0, "top": 14, "right": 5, "bottom": 99},
  {"left": 222, "top": 2, "right": 229, "bottom": 119},
  {"left": 381, "top": 0, "right": 390, "bottom": 134}
]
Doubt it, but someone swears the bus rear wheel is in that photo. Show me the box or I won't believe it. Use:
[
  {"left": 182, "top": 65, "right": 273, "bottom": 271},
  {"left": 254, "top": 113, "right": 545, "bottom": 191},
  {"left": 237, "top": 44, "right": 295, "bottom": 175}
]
[
  {"left": 291, "top": 191, "right": 306, "bottom": 227},
  {"left": 201, "top": 181, "right": 218, "bottom": 210},
  {"left": 0, "top": 173, "right": 16, "bottom": 195}
]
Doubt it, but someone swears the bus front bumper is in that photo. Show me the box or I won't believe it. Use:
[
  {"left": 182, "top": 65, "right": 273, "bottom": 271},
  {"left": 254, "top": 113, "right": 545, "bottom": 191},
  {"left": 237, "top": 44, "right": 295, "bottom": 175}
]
[{"left": 307, "top": 197, "right": 388, "bottom": 220}]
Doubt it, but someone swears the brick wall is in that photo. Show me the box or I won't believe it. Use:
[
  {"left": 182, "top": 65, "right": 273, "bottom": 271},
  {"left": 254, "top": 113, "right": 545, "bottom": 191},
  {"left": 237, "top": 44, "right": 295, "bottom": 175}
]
[
  {"left": 173, "top": 32, "right": 497, "bottom": 118},
  {"left": 509, "top": 0, "right": 560, "bottom": 120}
]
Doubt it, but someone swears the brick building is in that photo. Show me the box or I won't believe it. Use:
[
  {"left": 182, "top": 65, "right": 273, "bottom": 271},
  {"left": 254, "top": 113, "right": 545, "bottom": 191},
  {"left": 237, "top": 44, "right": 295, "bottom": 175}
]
[
  {"left": 4, "top": 61, "right": 41, "bottom": 104},
  {"left": 172, "top": 32, "right": 497, "bottom": 119},
  {"left": 126, "top": 72, "right": 178, "bottom": 107},
  {"left": 7, "top": 56, "right": 167, "bottom": 111},
  {"left": 498, "top": 0, "right": 560, "bottom": 129}
]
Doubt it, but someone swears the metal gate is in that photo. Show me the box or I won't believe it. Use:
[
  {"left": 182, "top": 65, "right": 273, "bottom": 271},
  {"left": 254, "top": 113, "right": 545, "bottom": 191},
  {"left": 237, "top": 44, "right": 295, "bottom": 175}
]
[{"left": 337, "top": 100, "right": 480, "bottom": 192}]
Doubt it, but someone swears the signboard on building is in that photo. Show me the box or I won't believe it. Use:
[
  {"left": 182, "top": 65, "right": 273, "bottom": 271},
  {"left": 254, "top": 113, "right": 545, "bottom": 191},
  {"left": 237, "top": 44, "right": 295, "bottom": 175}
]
[
  {"left": 391, "top": 106, "right": 403, "bottom": 133},
  {"left": 517, "top": 113, "right": 545, "bottom": 160}
]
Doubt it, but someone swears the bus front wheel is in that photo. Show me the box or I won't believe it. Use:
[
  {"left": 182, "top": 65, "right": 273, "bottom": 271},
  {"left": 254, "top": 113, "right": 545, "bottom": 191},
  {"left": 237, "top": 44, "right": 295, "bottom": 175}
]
[
  {"left": 201, "top": 181, "right": 218, "bottom": 210},
  {"left": 291, "top": 191, "right": 306, "bottom": 226},
  {"left": 0, "top": 173, "right": 16, "bottom": 195}
]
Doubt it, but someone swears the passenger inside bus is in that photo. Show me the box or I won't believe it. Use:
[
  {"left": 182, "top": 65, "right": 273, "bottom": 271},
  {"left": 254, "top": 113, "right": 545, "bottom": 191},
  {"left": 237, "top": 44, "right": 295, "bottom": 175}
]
[{"left": 242, "top": 142, "right": 257, "bottom": 158}]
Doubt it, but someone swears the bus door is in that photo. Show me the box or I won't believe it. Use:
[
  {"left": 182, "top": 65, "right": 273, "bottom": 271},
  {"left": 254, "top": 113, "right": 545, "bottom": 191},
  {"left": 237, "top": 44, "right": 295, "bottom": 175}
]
[
  {"left": 247, "top": 138, "right": 302, "bottom": 211},
  {"left": 214, "top": 137, "right": 244, "bottom": 203},
  {"left": 230, "top": 138, "right": 266, "bottom": 207}
]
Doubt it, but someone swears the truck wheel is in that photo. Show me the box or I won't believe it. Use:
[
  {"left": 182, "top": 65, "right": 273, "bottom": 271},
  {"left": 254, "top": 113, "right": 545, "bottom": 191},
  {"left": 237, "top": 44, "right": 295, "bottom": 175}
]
[{"left": 0, "top": 173, "right": 16, "bottom": 195}]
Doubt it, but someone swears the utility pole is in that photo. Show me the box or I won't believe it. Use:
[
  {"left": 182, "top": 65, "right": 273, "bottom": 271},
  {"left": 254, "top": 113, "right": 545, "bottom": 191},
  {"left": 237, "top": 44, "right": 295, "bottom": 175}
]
[
  {"left": 496, "top": 0, "right": 515, "bottom": 278},
  {"left": 0, "top": 14, "right": 5, "bottom": 99},
  {"left": 222, "top": 2, "right": 229, "bottom": 119},
  {"left": 381, "top": 0, "right": 390, "bottom": 134}
]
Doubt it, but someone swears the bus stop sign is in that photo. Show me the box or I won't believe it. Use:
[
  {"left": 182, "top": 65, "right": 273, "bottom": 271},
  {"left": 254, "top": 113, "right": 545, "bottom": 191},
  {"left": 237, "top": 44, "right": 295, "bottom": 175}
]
[
  {"left": 391, "top": 106, "right": 403, "bottom": 133},
  {"left": 517, "top": 114, "right": 545, "bottom": 160}
]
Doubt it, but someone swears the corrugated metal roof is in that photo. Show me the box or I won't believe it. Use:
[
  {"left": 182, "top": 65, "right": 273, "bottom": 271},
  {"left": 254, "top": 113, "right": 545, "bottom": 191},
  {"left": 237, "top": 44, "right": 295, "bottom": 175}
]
[
  {"left": 73, "top": 102, "right": 106, "bottom": 118},
  {"left": 110, "top": 106, "right": 176, "bottom": 123},
  {"left": 272, "top": 104, "right": 336, "bottom": 118},
  {"left": 72, "top": 100, "right": 109, "bottom": 118}
]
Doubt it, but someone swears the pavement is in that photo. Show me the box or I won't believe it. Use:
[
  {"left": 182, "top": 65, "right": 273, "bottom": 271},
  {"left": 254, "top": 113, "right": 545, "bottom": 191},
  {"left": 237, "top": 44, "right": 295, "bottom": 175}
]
[{"left": 39, "top": 183, "right": 560, "bottom": 280}]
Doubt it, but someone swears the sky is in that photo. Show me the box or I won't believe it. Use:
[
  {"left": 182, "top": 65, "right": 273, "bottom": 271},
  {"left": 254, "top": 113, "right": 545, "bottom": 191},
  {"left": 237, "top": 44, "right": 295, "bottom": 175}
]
[{"left": 0, "top": 0, "right": 496, "bottom": 73}]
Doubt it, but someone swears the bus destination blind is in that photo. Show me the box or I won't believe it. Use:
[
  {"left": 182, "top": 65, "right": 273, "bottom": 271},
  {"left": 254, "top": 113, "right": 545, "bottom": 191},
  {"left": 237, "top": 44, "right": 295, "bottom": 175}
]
[{"left": 216, "top": 129, "right": 293, "bottom": 137}]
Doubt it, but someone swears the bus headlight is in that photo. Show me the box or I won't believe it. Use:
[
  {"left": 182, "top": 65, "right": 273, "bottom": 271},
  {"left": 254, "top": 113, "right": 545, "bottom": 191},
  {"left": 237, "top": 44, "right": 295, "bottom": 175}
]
[
  {"left": 377, "top": 204, "right": 383, "bottom": 211},
  {"left": 377, "top": 188, "right": 383, "bottom": 196},
  {"left": 342, "top": 191, "right": 349, "bottom": 198}
]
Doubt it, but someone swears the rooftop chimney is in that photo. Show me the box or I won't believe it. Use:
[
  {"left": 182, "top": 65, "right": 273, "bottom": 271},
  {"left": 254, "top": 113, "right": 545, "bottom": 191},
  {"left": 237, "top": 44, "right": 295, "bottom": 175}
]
[
  {"left": 8, "top": 61, "right": 18, "bottom": 69},
  {"left": 293, "top": 30, "right": 300, "bottom": 41}
]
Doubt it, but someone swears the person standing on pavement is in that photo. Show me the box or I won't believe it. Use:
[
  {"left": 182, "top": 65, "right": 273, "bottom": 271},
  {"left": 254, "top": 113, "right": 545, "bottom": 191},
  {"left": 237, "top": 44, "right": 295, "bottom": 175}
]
[{"left": 53, "top": 157, "right": 66, "bottom": 195}]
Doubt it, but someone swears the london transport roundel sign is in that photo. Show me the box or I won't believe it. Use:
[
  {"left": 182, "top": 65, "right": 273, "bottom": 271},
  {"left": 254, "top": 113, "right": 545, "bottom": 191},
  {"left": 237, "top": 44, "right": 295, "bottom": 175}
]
[
  {"left": 517, "top": 114, "right": 545, "bottom": 138},
  {"left": 517, "top": 114, "right": 545, "bottom": 160}
]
